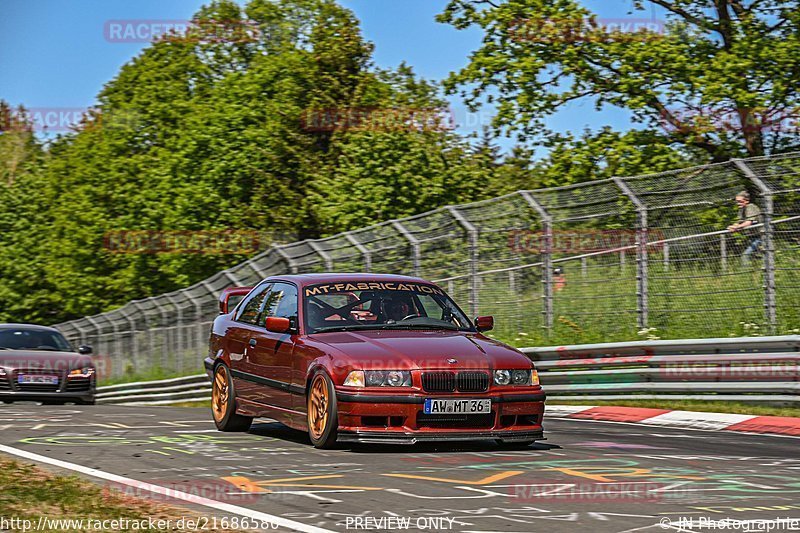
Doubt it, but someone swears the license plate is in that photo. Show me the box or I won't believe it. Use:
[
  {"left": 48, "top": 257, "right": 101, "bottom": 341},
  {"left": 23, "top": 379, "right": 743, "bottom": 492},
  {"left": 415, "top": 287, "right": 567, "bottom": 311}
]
[
  {"left": 423, "top": 398, "right": 491, "bottom": 415},
  {"left": 18, "top": 375, "right": 59, "bottom": 385}
]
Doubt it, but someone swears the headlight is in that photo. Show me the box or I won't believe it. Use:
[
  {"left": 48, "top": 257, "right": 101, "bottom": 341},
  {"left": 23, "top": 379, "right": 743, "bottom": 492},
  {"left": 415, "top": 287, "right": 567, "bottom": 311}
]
[
  {"left": 512, "top": 369, "right": 531, "bottom": 385},
  {"left": 69, "top": 367, "right": 95, "bottom": 377},
  {"left": 494, "top": 370, "right": 511, "bottom": 385},
  {"left": 494, "top": 369, "right": 535, "bottom": 386},
  {"left": 365, "top": 370, "right": 411, "bottom": 387},
  {"left": 0, "top": 367, "right": 6, "bottom": 376},
  {"left": 343, "top": 370, "right": 365, "bottom": 387}
]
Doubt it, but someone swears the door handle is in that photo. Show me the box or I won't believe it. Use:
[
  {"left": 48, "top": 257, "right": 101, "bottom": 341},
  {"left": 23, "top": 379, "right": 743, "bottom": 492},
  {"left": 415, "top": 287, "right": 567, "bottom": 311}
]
[{"left": 249, "top": 339, "right": 257, "bottom": 348}]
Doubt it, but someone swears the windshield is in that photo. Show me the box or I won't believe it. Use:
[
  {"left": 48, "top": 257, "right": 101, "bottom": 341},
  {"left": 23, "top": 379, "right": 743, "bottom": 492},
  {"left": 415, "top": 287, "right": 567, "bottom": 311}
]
[
  {"left": 303, "top": 282, "right": 474, "bottom": 334},
  {"left": 0, "top": 329, "right": 73, "bottom": 351}
]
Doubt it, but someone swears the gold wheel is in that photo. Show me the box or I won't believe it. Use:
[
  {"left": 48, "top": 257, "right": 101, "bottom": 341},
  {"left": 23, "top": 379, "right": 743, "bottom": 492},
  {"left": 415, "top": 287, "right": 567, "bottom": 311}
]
[
  {"left": 308, "top": 375, "right": 329, "bottom": 440},
  {"left": 212, "top": 365, "right": 229, "bottom": 423}
]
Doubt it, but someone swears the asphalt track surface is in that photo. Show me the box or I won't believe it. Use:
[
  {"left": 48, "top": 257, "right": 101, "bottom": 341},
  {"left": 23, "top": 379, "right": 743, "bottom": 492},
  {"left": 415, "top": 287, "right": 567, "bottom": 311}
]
[{"left": 1, "top": 405, "right": 799, "bottom": 533}]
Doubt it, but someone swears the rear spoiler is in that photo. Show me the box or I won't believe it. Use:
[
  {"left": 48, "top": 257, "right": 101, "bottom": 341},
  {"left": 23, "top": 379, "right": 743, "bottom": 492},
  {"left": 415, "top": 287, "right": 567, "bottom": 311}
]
[{"left": 219, "top": 286, "right": 254, "bottom": 314}]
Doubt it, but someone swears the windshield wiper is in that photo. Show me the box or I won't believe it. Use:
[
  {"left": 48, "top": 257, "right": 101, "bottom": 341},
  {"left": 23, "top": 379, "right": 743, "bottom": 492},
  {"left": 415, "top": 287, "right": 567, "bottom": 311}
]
[
  {"left": 311, "top": 324, "right": 383, "bottom": 333},
  {"left": 380, "top": 323, "right": 460, "bottom": 331}
]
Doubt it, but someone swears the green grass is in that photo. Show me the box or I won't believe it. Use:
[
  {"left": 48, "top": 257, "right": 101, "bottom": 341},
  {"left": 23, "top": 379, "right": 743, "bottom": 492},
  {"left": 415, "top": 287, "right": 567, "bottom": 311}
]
[
  {"left": 0, "top": 456, "right": 239, "bottom": 532},
  {"left": 100, "top": 366, "right": 201, "bottom": 387},
  {"left": 553, "top": 399, "right": 800, "bottom": 418},
  {"left": 479, "top": 250, "right": 800, "bottom": 348}
]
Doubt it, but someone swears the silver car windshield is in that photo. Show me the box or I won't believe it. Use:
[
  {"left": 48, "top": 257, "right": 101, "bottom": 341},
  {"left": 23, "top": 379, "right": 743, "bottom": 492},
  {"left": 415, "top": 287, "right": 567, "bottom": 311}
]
[{"left": 0, "top": 329, "right": 73, "bottom": 351}]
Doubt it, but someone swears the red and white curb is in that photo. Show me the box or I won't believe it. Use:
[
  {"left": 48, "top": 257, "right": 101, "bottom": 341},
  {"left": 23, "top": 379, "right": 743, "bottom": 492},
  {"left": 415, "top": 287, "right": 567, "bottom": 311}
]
[{"left": 545, "top": 405, "right": 800, "bottom": 437}]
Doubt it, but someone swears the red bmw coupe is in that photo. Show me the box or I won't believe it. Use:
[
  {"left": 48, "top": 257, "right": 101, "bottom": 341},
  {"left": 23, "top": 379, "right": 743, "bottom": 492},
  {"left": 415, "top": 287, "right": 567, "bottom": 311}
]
[{"left": 205, "top": 273, "right": 545, "bottom": 448}]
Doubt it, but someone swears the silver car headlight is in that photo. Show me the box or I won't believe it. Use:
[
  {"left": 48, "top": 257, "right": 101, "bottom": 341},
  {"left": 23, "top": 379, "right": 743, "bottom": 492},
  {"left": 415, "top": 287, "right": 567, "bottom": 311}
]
[{"left": 69, "top": 367, "right": 95, "bottom": 377}]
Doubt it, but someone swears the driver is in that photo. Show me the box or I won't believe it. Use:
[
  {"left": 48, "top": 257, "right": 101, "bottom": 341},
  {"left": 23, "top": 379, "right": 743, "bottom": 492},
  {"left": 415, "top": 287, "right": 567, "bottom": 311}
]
[{"left": 383, "top": 295, "right": 415, "bottom": 322}]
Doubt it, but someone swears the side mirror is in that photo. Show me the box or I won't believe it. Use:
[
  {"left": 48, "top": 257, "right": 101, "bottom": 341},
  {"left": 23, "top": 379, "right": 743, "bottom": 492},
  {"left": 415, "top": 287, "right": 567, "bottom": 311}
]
[
  {"left": 265, "top": 316, "right": 292, "bottom": 334},
  {"left": 475, "top": 316, "right": 494, "bottom": 332},
  {"left": 78, "top": 345, "right": 93, "bottom": 355}
]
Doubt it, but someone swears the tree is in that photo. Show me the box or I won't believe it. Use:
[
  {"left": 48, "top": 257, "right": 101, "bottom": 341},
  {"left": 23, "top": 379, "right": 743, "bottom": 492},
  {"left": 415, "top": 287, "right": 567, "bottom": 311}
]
[{"left": 438, "top": 0, "right": 800, "bottom": 160}]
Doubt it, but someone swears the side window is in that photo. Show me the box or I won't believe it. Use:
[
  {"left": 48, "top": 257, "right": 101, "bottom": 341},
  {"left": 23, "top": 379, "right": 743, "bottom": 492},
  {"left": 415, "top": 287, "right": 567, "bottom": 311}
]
[
  {"left": 235, "top": 283, "right": 272, "bottom": 324},
  {"left": 265, "top": 282, "right": 298, "bottom": 321}
]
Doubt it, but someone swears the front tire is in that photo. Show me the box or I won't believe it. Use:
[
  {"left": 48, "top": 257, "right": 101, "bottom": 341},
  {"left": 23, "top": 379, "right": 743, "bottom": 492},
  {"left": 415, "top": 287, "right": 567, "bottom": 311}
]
[
  {"left": 307, "top": 371, "right": 338, "bottom": 449},
  {"left": 212, "top": 364, "right": 252, "bottom": 432}
]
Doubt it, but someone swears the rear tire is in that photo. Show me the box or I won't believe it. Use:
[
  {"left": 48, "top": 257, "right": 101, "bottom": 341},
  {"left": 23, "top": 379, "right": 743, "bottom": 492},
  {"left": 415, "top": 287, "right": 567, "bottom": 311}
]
[
  {"left": 1, "top": 400, "right": 12, "bottom": 404},
  {"left": 307, "top": 371, "right": 338, "bottom": 449},
  {"left": 211, "top": 364, "right": 252, "bottom": 432}
]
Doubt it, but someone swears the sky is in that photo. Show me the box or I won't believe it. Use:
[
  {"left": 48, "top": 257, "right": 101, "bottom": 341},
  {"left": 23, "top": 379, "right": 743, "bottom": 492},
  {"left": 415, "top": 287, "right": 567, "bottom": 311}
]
[{"left": 0, "top": 0, "right": 661, "bottom": 151}]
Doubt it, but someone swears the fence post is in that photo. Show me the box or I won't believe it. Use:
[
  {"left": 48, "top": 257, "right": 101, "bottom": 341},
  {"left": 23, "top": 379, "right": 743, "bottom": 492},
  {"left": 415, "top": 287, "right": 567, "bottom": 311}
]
[
  {"left": 307, "top": 239, "right": 334, "bottom": 271},
  {"left": 344, "top": 232, "right": 371, "bottom": 272},
  {"left": 392, "top": 220, "right": 421, "bottom": 276},
  {"left": 614, "top": 178, "right": 649, "bottom": 329},
  {"left": 519, "top": 191, "right": 553, "bottom": 331},
  {"left": 447, "top": 206, "right": 479, "bottom": 317},
  {"left": 166, "top": 293, "right": 184, "bottom": 375},
  {"left": 734, "top": 159, "right": 777, "bottom": 332},
  {"left": 118, "top": 307, "right": 137, "bottom": 382},
  {"left": 272, "top": 244, "right": 298, "bottom": 274},
  {"left": 720, "top": 234, "right": 727, "bottom": 273}
]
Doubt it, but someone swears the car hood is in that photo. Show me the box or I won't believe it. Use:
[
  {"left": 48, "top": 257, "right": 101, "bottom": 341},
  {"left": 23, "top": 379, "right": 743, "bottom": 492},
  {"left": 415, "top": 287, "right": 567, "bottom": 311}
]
[
  {"left": 0, "top": 350, "right": 91, "bottom": 373},
  {"left": 306, "top": 329, "right": 531, "bottom": 371}
]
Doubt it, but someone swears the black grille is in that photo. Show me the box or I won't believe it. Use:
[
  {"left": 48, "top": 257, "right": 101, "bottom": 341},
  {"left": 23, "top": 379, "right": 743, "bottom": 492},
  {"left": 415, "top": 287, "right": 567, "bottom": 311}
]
[
  {"left": 417, "top": 412, "right": 495, "bottom": 429},
  {"left": 0, "top": 375, "right": 10, "bottom": 391},
  {"left": 456, "top": 371, "right": 489, "bottom": 392},
  {"left": 422, "top": 372, "right": 455, "bottom": 392},
  {"left": 65, "top": 378, "right": 92, "bottom": 392},
  {"left": 17, "top": 383, "right": 59, "bottom": 392}
]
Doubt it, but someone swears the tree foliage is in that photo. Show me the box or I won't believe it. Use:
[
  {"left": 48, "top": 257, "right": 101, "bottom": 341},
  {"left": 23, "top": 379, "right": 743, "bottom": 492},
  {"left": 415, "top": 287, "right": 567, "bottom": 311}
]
[{"left": 438, "top": 0, "right": 800, "bottom": 160}]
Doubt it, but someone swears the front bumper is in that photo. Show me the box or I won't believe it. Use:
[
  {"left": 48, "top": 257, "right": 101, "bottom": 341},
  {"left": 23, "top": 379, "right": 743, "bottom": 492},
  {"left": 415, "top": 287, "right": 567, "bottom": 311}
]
[
  {"left": 0, "top": 390, "right": 95, "bottom": 403},
  {"left": 335, "top": 389, "right": 546, "bottom": 444},
  {"left": 337, "top": 428, "right": 544, "bottom": 445}
]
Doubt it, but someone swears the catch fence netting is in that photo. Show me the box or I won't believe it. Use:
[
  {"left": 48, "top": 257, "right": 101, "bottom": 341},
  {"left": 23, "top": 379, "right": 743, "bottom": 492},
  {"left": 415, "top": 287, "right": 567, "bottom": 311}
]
[{"left": 54, "top": 153, "right": 800, "bottom": 381}]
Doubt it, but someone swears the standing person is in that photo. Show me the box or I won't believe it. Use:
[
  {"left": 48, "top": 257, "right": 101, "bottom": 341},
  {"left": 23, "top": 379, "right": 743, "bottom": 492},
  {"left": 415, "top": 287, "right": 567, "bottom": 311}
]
[{"left": 727, "top": 191, "right": 762, "bottom": 265}]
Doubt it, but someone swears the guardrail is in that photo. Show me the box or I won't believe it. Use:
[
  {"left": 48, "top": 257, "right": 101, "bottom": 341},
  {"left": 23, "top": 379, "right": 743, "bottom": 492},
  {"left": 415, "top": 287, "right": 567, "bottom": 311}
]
[
  {"left": 97, "top": 374, "right": 209, "bottom": 406},
  {"left": 523, "top": 335, "right": 800, "bottom": 403},
  {"left": 97, "top": 336, "right": 800, "bottom": 405}
]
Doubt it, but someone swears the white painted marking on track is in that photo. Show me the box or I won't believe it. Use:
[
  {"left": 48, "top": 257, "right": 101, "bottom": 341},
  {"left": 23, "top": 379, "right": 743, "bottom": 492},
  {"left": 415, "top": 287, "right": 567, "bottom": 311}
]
[
  {"left": 547, "top": 416, "right": 800, "bottom": 439},
  {"left": 640, "top": 410, "right": 755, "bottom": 431},
  {"left": 0, "top": 444, "right": 334, "bottom": 533}
]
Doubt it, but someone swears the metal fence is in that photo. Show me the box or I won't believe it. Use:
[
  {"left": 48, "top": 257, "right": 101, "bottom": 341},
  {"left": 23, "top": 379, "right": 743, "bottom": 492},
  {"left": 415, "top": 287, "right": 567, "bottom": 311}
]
[{"left": 54, "top": 153, "right": 800, "bottom": 382}]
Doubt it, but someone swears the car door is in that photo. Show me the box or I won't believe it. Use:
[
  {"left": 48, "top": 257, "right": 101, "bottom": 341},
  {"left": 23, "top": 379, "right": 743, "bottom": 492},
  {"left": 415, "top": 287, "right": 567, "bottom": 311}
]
[
  {"left": 247, "top": 282, "right": 298, "bottom": 409},
  {"left": 227, "top": 282, "right": 272, "bottom": 398}
]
